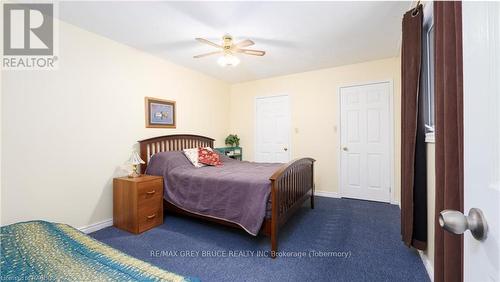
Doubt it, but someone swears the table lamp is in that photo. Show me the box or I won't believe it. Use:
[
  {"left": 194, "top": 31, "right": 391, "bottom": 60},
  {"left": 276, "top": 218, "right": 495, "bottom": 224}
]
[{"left": 128, "top": 151, "right": 145, "bottom": 178}]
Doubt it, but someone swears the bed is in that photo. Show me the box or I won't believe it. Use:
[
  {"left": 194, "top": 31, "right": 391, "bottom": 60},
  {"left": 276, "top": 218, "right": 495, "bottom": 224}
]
[
  {"left": 0, "top": 220, "right": 196, "bottom": 281},
  {"left": 139, "top": 134, "right": 315, "bottom": 258}
]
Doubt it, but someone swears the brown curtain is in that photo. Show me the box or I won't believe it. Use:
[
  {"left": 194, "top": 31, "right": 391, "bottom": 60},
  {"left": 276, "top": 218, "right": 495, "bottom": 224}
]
[
  {"left": 401, "top": 4, "right": 427, "bottom": 250},
  {"left": 434, "top": 1, "right": 464, "bottom": 282}
]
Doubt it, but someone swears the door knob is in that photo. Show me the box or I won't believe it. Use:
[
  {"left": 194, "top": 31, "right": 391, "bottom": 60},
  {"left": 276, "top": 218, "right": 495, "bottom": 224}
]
[
  {"left": 342, "top": 147, "right": 348, "bottom": 151},
  {"left": 439, "top": 208, "right": 488, "bottom": 241},
  {"left": 283, "top": 148, "right": 288, "bottom": 151}
]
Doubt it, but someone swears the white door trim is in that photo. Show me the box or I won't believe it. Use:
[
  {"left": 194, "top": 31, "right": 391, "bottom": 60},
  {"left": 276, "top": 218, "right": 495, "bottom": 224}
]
[
  {"left": 336, "top": 80, "right": 395, "bottom": 204},
  {"left": 254, "top": 94, "right": 292, "bottom": 162}
]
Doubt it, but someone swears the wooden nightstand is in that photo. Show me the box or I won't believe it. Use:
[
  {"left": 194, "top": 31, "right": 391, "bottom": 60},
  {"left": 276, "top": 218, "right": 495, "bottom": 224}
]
[{"left": 113, "top": 175, "right": 163, "bottom": 234}]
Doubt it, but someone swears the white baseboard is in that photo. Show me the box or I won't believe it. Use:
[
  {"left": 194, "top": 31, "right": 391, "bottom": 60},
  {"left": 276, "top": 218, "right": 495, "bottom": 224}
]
[
  {"left": 315, "top": 191, "right": 401, "bottom": 207},
  {"left": 78, "top": 218, "right": 113, "bottom": 234},
  {"left": 418, "top": 250, "right": 434, "bottom": 282},
  {"left": 315, "top": 190, "right": 340, "bottom": 198}
]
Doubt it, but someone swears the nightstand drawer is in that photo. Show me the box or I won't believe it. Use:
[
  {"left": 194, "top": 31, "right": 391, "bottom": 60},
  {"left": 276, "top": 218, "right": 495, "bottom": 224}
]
[
  {"left": 137, "top": 179, "right": 163, "bottom": 205},
  {"left": 138, "top": 205, "right": 163, "bottom": 233}
]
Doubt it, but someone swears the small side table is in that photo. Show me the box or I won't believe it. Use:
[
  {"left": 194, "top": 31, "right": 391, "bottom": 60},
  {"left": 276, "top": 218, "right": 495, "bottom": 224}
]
[{"left": 215, "top": 146, "right": 243, "bottom": 160}]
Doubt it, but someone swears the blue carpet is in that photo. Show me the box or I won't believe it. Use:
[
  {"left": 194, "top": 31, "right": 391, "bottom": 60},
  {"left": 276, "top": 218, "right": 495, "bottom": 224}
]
[{"left": 91, "top": 197, "right": 429, "bottom": 282}]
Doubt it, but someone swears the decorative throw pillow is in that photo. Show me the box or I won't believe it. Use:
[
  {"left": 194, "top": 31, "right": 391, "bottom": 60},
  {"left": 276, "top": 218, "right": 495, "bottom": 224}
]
[
  {"left": 198, "top": 148, "right": 223, "bottom": 166},
  {"left": 183, "top": 147, "right": 212, "bottom": 168}
]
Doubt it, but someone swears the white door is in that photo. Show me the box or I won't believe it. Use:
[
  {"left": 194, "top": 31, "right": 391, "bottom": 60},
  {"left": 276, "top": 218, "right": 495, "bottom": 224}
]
[
  {"left": 255, "top": 95, "right": 291, "bottom": 163},
  {"left": 340, "top": 82, "right": 392, "bottom": 203},
  {"left": 462, "top": 2, "right": 500, "bottom": 281}
]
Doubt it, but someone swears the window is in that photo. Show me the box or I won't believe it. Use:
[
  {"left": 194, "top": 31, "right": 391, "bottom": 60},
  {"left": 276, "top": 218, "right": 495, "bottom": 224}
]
[{"left": 421, "top": 3, "right": 435, "bottom": 142}]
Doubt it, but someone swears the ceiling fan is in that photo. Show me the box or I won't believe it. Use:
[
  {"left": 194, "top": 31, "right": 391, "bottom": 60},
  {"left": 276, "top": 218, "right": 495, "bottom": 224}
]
[{"left": 193, "top": 34, "right": 266, "bottom": 67}]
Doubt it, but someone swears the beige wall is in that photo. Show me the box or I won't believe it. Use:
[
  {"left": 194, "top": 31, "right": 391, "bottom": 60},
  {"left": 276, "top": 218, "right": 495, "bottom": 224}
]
[
  {"left": 1, "top": 21, "right": 230, "bottom": 228},
  {"left": 229, "top": 58, "right": 402, "bottom": 202},
  {"left": 1, "top": 19, "right": 405, "bottom": 229}
]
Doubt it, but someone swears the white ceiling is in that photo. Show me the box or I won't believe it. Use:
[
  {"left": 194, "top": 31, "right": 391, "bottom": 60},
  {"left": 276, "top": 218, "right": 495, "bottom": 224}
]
[{"left": 59, "top": 1, "right": 410, "bottom": 83}]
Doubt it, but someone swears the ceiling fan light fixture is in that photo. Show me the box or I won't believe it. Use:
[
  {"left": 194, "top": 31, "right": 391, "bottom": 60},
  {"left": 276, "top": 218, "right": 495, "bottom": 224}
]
[
  {"left": 217, "top": 54, "right": 240, "bottom": 67},
  {"left": 194, "top": 35, "right": 264, "bottom": 65}
]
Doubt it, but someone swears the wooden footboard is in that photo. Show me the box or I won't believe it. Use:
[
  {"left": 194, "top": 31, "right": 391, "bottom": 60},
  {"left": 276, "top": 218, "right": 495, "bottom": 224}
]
[{"left": 268, "top": 157, "right": 315, "bottom": 258}]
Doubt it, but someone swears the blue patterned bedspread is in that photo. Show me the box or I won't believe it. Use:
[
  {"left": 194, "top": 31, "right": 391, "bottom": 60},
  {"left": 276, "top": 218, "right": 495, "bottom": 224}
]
[{"left": 1, "top": 220, "right": 197, "bottom": 281}]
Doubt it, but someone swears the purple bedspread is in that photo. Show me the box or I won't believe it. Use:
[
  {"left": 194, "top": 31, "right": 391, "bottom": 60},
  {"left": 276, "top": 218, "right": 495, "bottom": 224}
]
[{"left": 145, "top": 151, "right": 283, "bottom": 235}]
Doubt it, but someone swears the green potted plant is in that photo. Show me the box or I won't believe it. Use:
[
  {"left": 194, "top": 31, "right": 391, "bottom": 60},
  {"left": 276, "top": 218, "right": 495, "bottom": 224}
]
[{"left": 225, "top": 134, "right": 240, "bottom": 147}]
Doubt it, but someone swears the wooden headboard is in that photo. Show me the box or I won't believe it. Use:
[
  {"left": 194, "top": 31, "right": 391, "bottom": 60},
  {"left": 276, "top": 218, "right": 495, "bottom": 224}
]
[{"left": 138, "top": 134, "right": 215, "bottom": 174}]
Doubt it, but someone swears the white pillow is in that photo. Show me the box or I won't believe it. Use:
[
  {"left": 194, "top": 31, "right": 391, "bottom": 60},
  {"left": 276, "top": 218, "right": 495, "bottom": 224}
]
[{"left": 183, "top": 147, "right": 212, "bottom": 167}]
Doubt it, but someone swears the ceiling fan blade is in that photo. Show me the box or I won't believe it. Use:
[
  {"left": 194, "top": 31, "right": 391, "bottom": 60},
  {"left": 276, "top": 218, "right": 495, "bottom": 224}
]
[
  {"left": 195, "top": 38, "right": 222, "bottom": 49},
  {"left": 193, "top": 51, "right": 222, "bottom": 58},
  {"left": 234, "top": 39, "right": 255, "bottom": 48},
  {"left": 239, "top": 49, "right": 266, "bottom": 56}
]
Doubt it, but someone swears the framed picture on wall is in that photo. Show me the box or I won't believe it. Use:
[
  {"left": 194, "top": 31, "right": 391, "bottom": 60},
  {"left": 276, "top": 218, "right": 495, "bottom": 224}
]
[{"left": 145, "top": 97, "right": 176, "bottom": 128}]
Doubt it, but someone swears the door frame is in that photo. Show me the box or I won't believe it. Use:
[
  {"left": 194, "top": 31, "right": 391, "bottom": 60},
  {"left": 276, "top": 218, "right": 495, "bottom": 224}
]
[
  {"left": 337, "top": 80, "right": 396, "bottom": 204},
  {"left": 254, "top": 94, "right": 292, "bottom": 162}
]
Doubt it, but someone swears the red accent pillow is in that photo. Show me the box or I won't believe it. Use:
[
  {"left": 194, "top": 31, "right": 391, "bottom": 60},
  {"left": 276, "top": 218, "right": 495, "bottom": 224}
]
[{"left": 198, "top": 148, "right": 223, "bottom": 166}]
